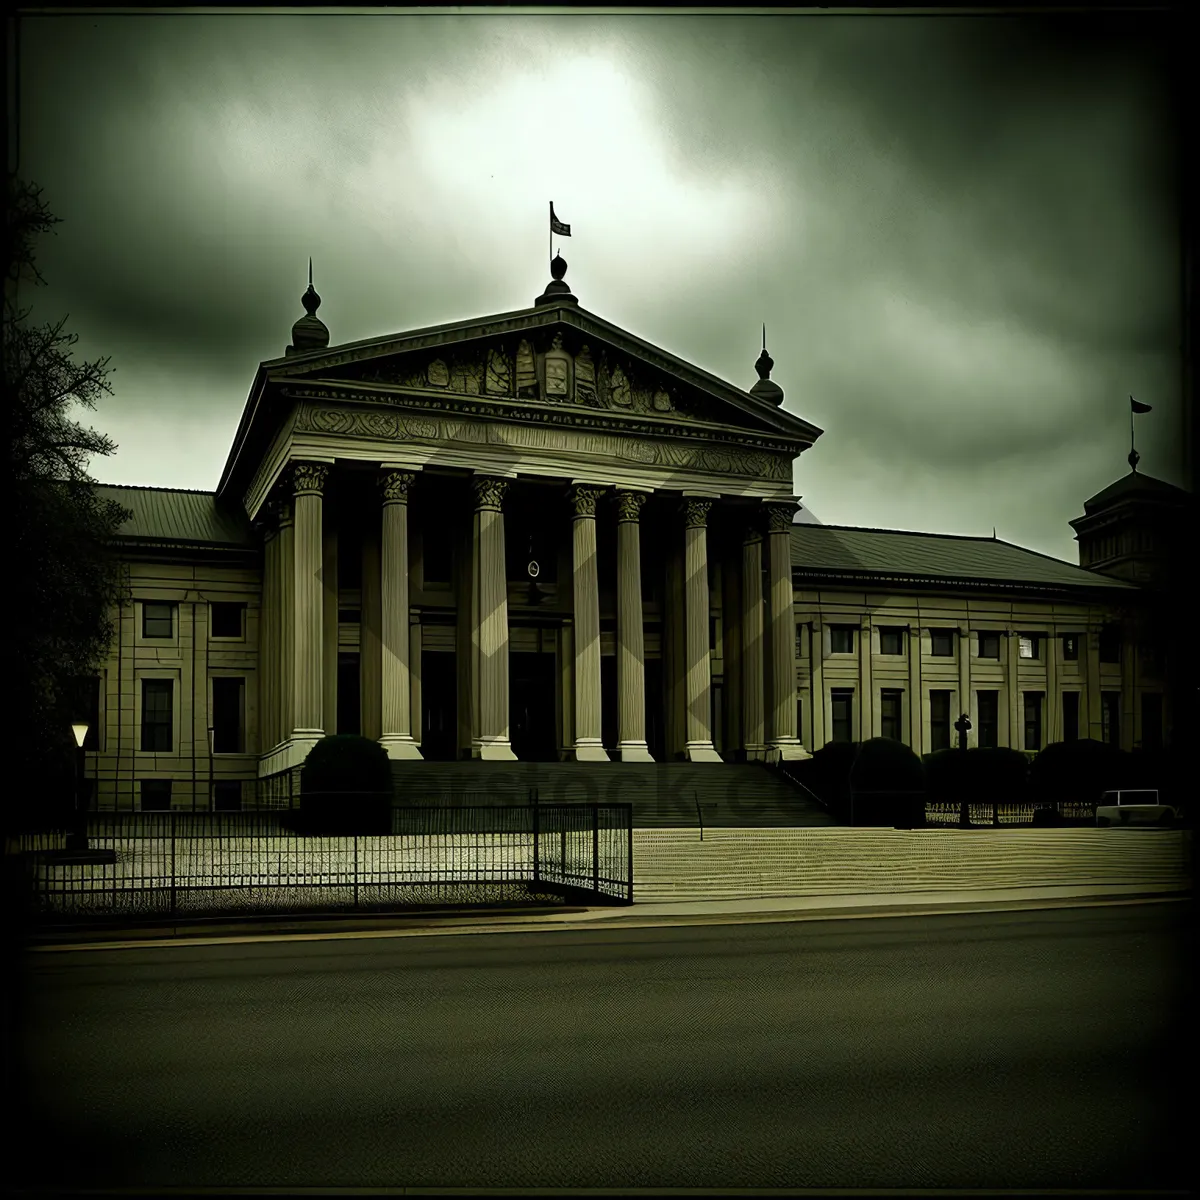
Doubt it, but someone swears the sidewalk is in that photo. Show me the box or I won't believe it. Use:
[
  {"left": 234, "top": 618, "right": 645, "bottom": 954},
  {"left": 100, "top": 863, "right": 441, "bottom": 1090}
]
[{"left": 24, "top": 882, "right": 1190, "bottom": 951}]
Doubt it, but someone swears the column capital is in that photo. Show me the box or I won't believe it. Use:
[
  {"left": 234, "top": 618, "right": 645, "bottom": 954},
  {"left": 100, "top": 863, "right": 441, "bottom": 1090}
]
[
  {"left": 291, "top": 461, "right": 330, "bottom": 497},
  {"left": 763, "top": 499, "right": 799, "bottom": 534},
  {"left": 271, "top": 494, "right": 294, "bottom": 528},
  {"left": 569, "top": 483, "right": 605, "bottom": 519},
  {"left": 615, "top": 490, "right": 649, "bottom": 523},
  {"left": 471, "top": 475, "right": 509, "bottom": 512},
  {"left": 680, "top": 496, "right": 713, "bottom": 529},
  {"left": 379, "top": 469, "right": 417, "bottom": 504}
]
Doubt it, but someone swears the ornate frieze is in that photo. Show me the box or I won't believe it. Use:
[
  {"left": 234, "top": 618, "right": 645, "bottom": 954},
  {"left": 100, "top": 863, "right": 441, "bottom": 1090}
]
[
  {"left": 575, "top": 345, "right": 598, "bottom": 407},
  {"left": 515, "top": 340, "right": 537, "bottom": 397},
  {"left": 379, "top": 470, "right": 416, "bottom": 504},
  {"left": 544, "top": 333, "right": 571, "bottom": 400},
  {"left": 569, "top": 484, "right": 604, "bottom": 519},
  {"left": 427, "top": 359, "right": 449, "bottom": 387},
  {"left": 291, "top": 461, "right": 329, "bottom": 496},
  {"left": 764, "top": 501, "right": 798, "bottom": 533},
  {"left": 616, "top": 490, "right": 648, "bottom": 523},
  {"left": 609, "top": 364, "right": 632, "bottom": 407},
  {"left": 472, "top": 476, "right": 509, "bottom": 513},
  {"left": 485, "top": 348, "right": 512, "bottom": 396},
  {"left": 682, "top": 497, "right": 714, "bottom": 529}
]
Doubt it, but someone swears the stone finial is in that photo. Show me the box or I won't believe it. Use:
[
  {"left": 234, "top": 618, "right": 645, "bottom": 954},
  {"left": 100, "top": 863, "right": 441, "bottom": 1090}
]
[
  {"left": 535, "top": 253, "right": 578, "bottom": 306},
  {"left": 750, "top": 324, "right": 784, "bottom": 407},
  {"left": 286, "top": 258, "right": 330, "bottom": 356}
]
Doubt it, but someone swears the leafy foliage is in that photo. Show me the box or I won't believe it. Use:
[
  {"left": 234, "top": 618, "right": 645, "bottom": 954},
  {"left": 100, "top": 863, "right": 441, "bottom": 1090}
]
[
  {"left": 1029, "top": 739, "right": 1126, "bottom": 806},
  {"left": 5, "top": 177, "right": 131, "bottom": 813},
  {"left": 299, "top": 736, "right": 393, "bottom": 835},
  {"left": 849, "top": 737, "right": 926, "bottom": 826}
]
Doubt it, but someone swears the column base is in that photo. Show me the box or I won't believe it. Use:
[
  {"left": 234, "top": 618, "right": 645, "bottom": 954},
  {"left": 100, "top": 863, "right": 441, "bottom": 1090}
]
[
  {"left": 617, "top": 740, "right": 655, "bottom": 762},
  {"left": 473, "top": 738, "right": 518, "bottom": 761},
  {"left": 572, "top": 739, "right": 610, "bottom": 762},
  {"left": 685, "top": 740, "right": 724, "bottom": 763},
  {"left": 259, "top": 734, "right": 323, "bottom": 775},
  {"left": 767, "top": 740, "right": 811, "bottom": 763},
  {"left": 378, "top": 734, "right": 424, "bottom": 761}
]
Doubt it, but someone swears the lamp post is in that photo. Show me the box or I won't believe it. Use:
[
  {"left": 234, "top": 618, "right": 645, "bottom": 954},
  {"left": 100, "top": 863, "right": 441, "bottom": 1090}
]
[{"left": 63, "top": 721, "right": 90, "bottom": 852}]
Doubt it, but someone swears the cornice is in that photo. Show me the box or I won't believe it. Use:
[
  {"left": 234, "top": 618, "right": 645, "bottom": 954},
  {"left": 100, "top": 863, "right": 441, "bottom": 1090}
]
[
  {"left": 791, "top": 568, "right": 1143, "bottom": 599},
  {"left": 279, "top": 381, "right": 805, "bottom": 456}
]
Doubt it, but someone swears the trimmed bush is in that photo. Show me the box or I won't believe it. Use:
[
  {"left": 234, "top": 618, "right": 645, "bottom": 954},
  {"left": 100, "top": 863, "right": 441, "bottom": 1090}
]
[
  {"left": 850, "top": 738, "right": 926, "bottom": 826},
  {"left": 923, "top": 748, "right": 973, "bottom": 805},
  {"left": 966, "top": 747, "right": 1030, "bottom": 804},
  {"left": 1029, "top": 739, "right": 1125, "bottom": 807},
  {"left": 803, "top": 741, "right": 861, "bottom": 821},
  {"left": 298, "top": 735, "right": 393, "bottom": 835}
]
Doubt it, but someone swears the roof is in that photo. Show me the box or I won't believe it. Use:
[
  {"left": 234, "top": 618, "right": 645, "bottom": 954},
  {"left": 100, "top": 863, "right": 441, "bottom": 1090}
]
[
  {"left": 1082, "top": 470, "right": 1190, "bottom": 514},
  {"left": 790, "top": 524, "right": 1139, "bottom": 593},
  {"left": 95, "top": 484, "right": 255, "bottom": 548}
]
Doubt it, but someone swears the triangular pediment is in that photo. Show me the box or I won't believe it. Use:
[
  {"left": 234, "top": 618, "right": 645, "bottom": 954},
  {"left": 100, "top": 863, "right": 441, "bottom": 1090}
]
[{"left": 264, "top": 304, "right": 820, "bottom": 443}]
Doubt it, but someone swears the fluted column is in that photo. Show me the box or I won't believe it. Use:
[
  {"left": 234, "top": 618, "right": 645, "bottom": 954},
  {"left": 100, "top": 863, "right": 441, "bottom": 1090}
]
[
  {"left": 277, "top": 497, "right": 295, "bottom": 746},
  {"left": 570, "top": 484, "right": 607, "bottom": 761},
  {"left": 1007, "top": 626, "right": 1021, "bottom": 749},
  {"left": 291, "top": 462, "right": 328, "bottom": 744},
  {"left": 260, "top": 519, "right": 278, "bottom": 753},
  {"left": 378, "top": 470, "right": 422, "bottom": 759},
  {"left": 764, "top": 500, "right": 807, "bottom": 760},
  {"left": 682, "top": 497, "right": 722, "bottom": 762},
  {"left": 741, "top": 523, "right": 767, "bottom": 760},
  {"left": 616, "top": 490, "right": 652, "bottom": 761},
  {"left": 472, "top": 476, "right": 516, "bottom": 760}
]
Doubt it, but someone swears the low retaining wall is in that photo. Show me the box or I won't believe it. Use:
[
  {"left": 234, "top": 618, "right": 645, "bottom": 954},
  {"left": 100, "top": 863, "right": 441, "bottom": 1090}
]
[{"left": 632, "top": 828, "right": 1193, "bottom": 902}]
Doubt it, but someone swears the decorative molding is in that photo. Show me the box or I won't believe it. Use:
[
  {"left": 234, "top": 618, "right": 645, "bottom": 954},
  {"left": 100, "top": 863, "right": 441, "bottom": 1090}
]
[
  {"left": 515, "top": 340, "right": 537, "bottom": 397},
  {"left": 764, "top": 501, "right": 798, "bottom": 533},
  {"left": 682, "top": 497, "right": 713, "bottom": 529},
  {"left": 615, "top": 490, "right": 648, "bottom": 523},
  {"left": 379, "top": 470, "right": 417, "bottom": 504},
  {"left": 291, "top": 461, "right": 329, "bottom": 497},
  {"left": 291, "top": 401, "right": 793, "bottom": 480},
  {"left": 569, "top": 484, "right": 605, "bottom": 519},
  {"left": 427, "top": 359, "right": 449, "bottom": 387},
  {"left": 485, "top": 347, "right": 512, "bottom": 396},
  {"left": 472, "top": 476, "right": 509, "bottom": 512}
]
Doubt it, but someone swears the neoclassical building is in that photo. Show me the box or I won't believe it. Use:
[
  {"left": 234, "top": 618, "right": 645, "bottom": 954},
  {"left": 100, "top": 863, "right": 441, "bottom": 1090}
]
[{"left": 80, "top": 259, "right": 1185, "bottom": 810}]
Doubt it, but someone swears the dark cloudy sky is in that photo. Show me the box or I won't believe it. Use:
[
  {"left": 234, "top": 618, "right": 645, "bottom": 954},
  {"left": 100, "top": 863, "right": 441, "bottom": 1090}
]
[{"left": 13, "top": 9, "right": 1187, "bottom": 564}]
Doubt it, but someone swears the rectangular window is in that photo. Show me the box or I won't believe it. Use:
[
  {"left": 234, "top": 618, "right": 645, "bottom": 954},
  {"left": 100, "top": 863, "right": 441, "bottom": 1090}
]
[
  {"left": 880, "top": 689, "right": 903, "bottom": 741},
  {"left": 830, "top": 625, "right": 856, "bottom": 654},
  {"left": 140, "top": 779, "right": 172, "bottom": 811},
  {"left": 212, "top": 780, "right": 242, "bottom": 812},
  {"left": 879, "top": 627, "right": 905, "bottom": 656},
  {"left": 1018, "top": 634, "right": 1041, "bottom": 660},
  {"left": 1024, "top": 691, "right": 1044, "bottom": 751},
  {"left": 1062, "top": 634, "right": 1080, "bottom": 661},
  {"left": 1062, "top": 691, "right": 1080, "bottom": 742},
  {"left": 977, "top": 690, "right": 999, "bottom": 749},
  {"left": 978, "top": 632, "right": 1001, "bottom": 660},
  {"left": 140, "top": 679, "right": 173, "bottom": 752},
  {"left": 830, "top": 688, "right": 854, "bottom": 743},
  {"left": 1099, "top": 625, "right": 1122, "bottom": 664},
  {"left": 210, "top": 602, "right": 245, "bottom": 639},
  {"left": 1101, "top": 691, "right": 1121, "bottom": 747},
  {"left": 930, "top": 689, "right": 952, "bottom": 751},
  {"left": 1140, "top": 693, "right": 1163, "bottom": 751},
  {"left": 930, "top": 629, "right": 955, "bottom": 658},
  {"left": 142, "top": 602, "right": 175, "bottom": 639},
  {"left": 211, "top": 677, "right": 246, "bottom": 754},
  {"left": 423, "top": 531, "right": 452, "bottom": 584}
]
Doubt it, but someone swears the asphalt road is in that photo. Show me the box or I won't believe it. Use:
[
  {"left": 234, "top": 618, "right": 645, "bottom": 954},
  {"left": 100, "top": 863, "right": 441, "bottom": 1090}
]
[{"left": 9, "top": 902, "right": 1192, "bottom": 1192}]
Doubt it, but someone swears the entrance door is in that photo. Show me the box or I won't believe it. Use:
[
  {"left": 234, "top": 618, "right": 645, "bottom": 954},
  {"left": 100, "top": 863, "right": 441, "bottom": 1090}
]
[
  {"left": 645, "top": 658, "right": 665, "bottom": 762},
  {"left": 337, "top": 653, "right": 361, "bottom": 736},
  {"left": 510, "top": 651, "right": 558, "bottom": 761},
  {"left": 421, "top": 650, "right": 457, "bottom": 761}
]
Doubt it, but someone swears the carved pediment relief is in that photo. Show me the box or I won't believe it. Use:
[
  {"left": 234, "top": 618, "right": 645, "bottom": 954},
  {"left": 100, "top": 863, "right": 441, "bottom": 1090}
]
[{"left": 322, "top": 330, "right": 755, "bottom": 429}]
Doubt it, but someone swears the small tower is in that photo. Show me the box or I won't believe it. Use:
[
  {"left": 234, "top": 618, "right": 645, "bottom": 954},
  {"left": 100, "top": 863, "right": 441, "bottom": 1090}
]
[
  {"left": 285, "top": 259, "right": 330, "bottom": 356},
  {"left": 535, "top": 253, "right": 578, "bottom": 307},
  {"left": 749, "top": 324, "right": 784, "bottom": 406}
]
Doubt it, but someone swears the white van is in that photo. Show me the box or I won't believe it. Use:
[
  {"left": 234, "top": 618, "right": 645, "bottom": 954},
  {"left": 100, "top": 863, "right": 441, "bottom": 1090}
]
[{"left": 1095, "top": 790, "right": 1177, "bottom": 828}]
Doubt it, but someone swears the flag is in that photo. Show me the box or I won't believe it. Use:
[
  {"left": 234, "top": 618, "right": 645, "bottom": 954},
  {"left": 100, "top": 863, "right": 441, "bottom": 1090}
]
[
  {"left": 550, "top": 202, "right": 571, "bottom": 237},
  {"left": 1131, "top": 396, "right": 1152, "bottom": 414}
]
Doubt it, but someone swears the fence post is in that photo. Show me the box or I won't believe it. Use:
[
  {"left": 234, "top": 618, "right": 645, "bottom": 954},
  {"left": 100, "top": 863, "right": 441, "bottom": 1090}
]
[
  {"left": 626, "top": 804, "right": 634, "bottom": 904},
  {"left": 993, "top": 800, "right": 1000, "bottom": 828},
  {"left": 695, "top": 791, "right": 704, "bottom": 842},
  {"left": 592, "top": 803, "right": 600, "bottom": 896},
  {"left": 170, "top": 813, "right": 177, "bottom": 918},
  {"left": 532, "top": 791, "right": 540, "bottom": 886},
  {"left": 354, "top": 835, "right": 359, "bottom": 911}
]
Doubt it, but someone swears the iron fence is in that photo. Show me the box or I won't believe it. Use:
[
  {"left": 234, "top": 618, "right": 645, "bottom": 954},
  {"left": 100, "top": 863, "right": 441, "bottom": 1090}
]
[{"left": 4, "top": 800, "right": 633, "bottom": 927}]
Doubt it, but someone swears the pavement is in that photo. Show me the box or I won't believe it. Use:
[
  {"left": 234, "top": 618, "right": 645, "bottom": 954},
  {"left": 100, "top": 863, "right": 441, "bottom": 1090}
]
[{"left": 23, "top": 880, "right": 1190, "bottom": 951}]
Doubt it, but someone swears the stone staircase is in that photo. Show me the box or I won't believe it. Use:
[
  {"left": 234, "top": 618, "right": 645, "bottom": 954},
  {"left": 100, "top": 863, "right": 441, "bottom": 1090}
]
[{"left": 390, "top": 760, "right": 838, "bottom": 829}]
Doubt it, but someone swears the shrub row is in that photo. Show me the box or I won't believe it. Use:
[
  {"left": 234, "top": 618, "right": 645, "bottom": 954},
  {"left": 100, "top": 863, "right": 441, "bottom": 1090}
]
[{"left": 786, "top": 737, "right": 1183, "bottom": 826}]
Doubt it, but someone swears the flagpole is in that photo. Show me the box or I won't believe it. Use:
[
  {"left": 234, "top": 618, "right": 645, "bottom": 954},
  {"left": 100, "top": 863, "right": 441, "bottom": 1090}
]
[
  {"left": 1130, "top": 397, "right": 1135, "bottom": 461},
  {"left": 549, "top": 202, "right": 552, "bottom": 270}
]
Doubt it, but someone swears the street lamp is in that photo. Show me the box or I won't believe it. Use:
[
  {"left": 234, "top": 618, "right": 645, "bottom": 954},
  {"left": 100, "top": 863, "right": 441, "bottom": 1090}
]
[{"left": 65, "top": 721, "right": 89, "bottom": 851}]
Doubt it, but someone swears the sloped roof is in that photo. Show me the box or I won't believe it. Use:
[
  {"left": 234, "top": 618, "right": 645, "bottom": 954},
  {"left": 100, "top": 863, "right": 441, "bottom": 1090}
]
[
  {"left": 95, "top": 485, "right": 255, "bottom": 548},
  {"left": 1082, "top": 470, "right": 1190, "bottom": 514},
  {"left": 790, "top": 524, "right": 1138, "bottom": 592}
]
